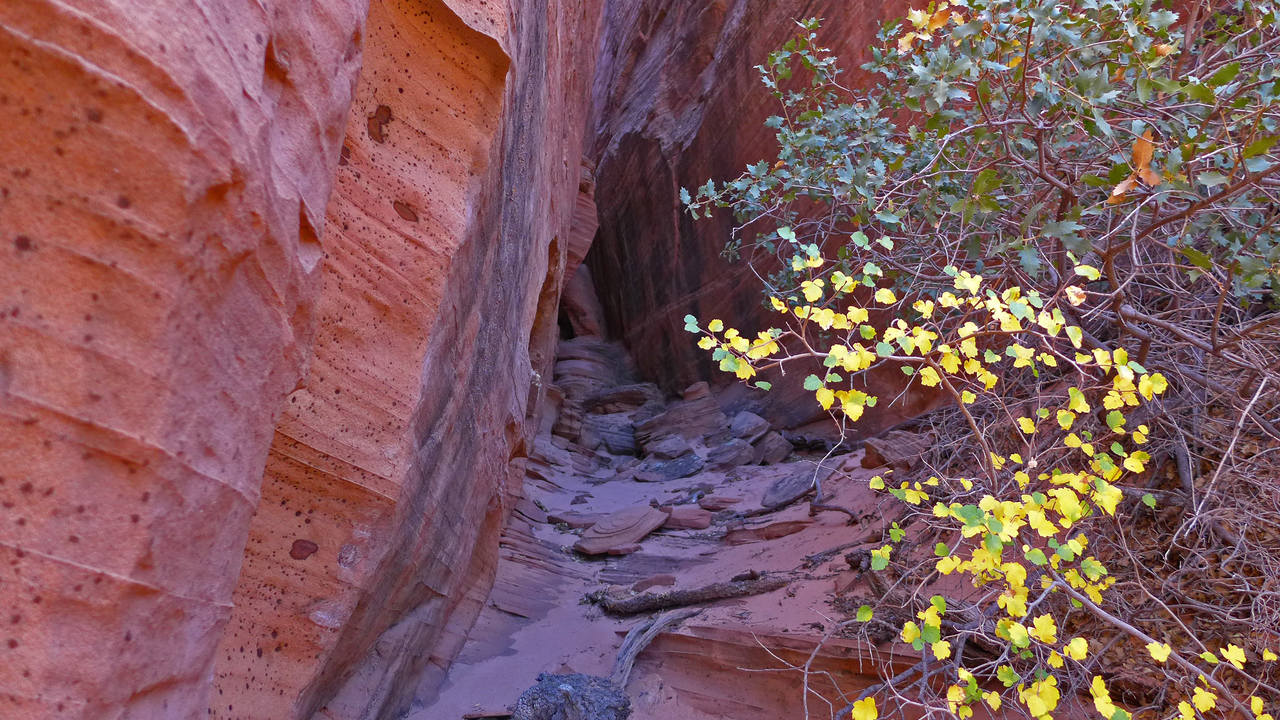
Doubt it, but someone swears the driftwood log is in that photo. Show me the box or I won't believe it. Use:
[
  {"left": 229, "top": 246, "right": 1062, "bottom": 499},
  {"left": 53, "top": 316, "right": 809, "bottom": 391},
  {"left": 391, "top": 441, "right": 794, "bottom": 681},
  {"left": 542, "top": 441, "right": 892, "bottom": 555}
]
[{"left": 589, "top": 575, "right": 790, "bottom": 616}]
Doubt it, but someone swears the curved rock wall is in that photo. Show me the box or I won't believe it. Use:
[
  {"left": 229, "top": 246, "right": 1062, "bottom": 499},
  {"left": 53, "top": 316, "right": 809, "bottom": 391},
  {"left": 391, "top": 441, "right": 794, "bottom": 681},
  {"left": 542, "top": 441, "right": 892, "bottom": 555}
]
[
  {"left": 0, "top": 0, "right": 366, "bottom": 717},
  {"left": 587, "top": 0, "right": 940, "bottom": 437},
  {"left": 211, "top": 1, "right": 604, "bottom": 718}
]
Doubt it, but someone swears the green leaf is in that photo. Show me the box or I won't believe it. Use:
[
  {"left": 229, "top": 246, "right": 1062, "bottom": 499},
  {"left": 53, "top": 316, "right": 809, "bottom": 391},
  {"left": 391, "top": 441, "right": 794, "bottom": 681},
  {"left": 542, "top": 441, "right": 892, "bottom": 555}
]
[
  {"left": 930, "top": 595, "right": 947, "bottom": 614},
  {"left": 972, "top": 167, "right": 1000, "bottom": 195},
  {"left": 1243, "top": 136, "right": 1279, "bottom": 159},
  {"left": 1147, "top": 9, "right": 1178, "bottom": 30},
  {"left": 1180, "top": 246, "right": 1214, "bottom": 271},
  {"left": 1136, "top": 77, "right": 1152, "bottom": 103},
  {"left": 1106, "top": 410, "right": 1125, "bottom": 429},
  {"left": 1208, "top": 62, "right": 1240, "bottom": 87},
  {"left": 875, "top": 342, "right": 894, "bottom": 357},
  {"left": 1199, "top": 171, "right": 1229, "bottom": 188},
  {"left": 856, "top": 605, "right": 873, "bottom": 622},
  {"left": 1025, "top": 548, "right": 1049, "bottom": 566},
  {"left": 871, "top": 553, "right": 889, "bottom": 571},
  {"left": 1141, "top": 493, "right": 1157, "bottom": 509},
  {"left": 803, "top": 374, "right": 823, "bottom": 391},
  {"left": 997, "top": 665, "right": 1020, "bottom": 687},
  {"left": 777, "top": 226, "right": 795, "bottom": 241},
  {"left": 683, "top": 315, "right": 700, "bottom": 333},
  {"left": 934, "top": 542, "right": 951, "bottom": 557}
]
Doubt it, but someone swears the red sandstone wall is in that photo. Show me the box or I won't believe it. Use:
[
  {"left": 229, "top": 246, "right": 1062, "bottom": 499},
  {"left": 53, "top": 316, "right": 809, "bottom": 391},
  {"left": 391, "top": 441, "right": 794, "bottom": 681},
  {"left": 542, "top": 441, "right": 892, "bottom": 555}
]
[
  {"left": 0, "top": 0, "right": 367, "bottom": 717},
  {"left": 211, "top": 1, "right": 605, "bottom": 718}
]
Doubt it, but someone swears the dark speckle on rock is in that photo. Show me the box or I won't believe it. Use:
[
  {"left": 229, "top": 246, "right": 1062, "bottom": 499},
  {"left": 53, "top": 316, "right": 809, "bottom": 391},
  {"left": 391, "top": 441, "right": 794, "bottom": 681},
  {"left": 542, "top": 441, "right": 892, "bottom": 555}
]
[
  {"left": 367, "top": 104, "right": 392, "bottom": 143},
  {"left": 289, "top": 539, "right": 318, "bottom": 560},
  {"left": 392, "top": 200, "right": 418, "bottom": 222}
]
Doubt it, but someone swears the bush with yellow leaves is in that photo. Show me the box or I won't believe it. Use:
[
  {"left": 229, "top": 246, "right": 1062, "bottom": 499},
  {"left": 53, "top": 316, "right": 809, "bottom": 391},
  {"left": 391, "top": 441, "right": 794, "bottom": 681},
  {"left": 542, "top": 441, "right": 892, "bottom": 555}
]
[{"left": 684, "top": 1, "right": 1280, "bottom": 718}]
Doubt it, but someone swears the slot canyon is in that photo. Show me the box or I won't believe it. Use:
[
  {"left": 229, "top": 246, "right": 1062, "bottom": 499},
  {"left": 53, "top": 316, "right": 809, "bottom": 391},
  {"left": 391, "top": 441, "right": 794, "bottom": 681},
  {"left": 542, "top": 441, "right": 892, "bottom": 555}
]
[{"left": 6, "top": 0, "right": 1275, "bottom": 719}]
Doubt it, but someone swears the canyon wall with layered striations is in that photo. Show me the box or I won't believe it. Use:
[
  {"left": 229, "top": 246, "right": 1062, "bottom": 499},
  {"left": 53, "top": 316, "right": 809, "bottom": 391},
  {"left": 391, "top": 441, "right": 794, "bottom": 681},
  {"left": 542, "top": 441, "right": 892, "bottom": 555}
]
[
  {"left": 2, "top": 0, "right": 602, "bottom": 717},
  {"left": 0, "top": 0, "right": 367, "bottom": 716},
  {"left": 1, "top": 0, "right": 924, "bottom": 718}
]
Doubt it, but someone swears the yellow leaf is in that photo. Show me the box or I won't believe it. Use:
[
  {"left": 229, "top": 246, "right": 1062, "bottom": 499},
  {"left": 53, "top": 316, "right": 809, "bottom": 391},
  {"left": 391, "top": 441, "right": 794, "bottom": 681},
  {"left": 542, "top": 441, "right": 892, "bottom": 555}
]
[
  {"left": 1065, "top": 286, "right": 1087, "bottom": 306},
  {"left": 1252, "top": 696, "right": 1264, "bottom": 716},
  {"left": 769, "top": 296, "right": 787, "bottom": 312},
  {"left": 1029, "top": 614, "right": 1058, "bottom": 644},
  {"left": 1064, "top": 637, "right": 1088, "bottom": 661},
  {"left": 1193, "top": 687, "right": 1217, "bottom": 713},
  {"left": 869, "top": 475, "right": 885, "bottom": 490},
  {"left": 697, "top": 336, "right": 716, "bottom": 350},
  {"left": 1222, "top": 643, "right": 1247, "bottom": 669},
  {"left": 816, "top": 387, "right": 835, "bottom": 411},
  {"left": 919, "top": 366, "right": 941, "bottom": 387},
  {"left": 1018, "top": 417, "right": 1036, "bottom": 434},
  {"left": 708, "top": 319, "right": 724, "bottom": 332},
  {"left": 1146, "top": 642, "right": 1172, "bottom": 662},
  {"left": 901, "top": 621, "right": 921, "bottom": 644},
  {"left": 932, "top": 639, "right": 952, "bottom": 660},
  {"left": 851, "top": 696, "right": 878, "bottom": 720},
  {"left": 1264, "top": 649, "right": 1278, "bottom": 661},
  {"left": 1123, "top": 455, "right": 1145, "bottom": 473},
  {"left": 961, "top": 390, "right": 977, "bottom": 404},
  {"left": 1091, "top": 676, "right": 1117, "bottom": 717},
  {"left": 1058, "top": 410, "right": 1076, "bottom": 430},
  {"left": 802, "top": 279, "right": 824, "bottom": 303},
  {"left": 874, "top": 287, "right": 897, "bottom": 304}
]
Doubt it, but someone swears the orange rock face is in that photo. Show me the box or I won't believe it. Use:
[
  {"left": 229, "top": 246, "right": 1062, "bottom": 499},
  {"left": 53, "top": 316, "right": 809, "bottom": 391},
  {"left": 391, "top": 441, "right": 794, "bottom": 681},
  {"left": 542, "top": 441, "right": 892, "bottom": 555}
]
[
  {"left": 210, "top": 1, "right": 605, "bottom": 718},
  {"left": 0, "top": 0, "right": 367, "bottom": 717}
]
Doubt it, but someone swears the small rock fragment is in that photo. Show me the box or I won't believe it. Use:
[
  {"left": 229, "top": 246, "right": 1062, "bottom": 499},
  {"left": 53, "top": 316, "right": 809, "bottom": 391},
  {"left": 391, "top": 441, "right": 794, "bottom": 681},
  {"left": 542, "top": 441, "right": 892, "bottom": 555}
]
[
  {"left": 660, "top": 506, "right": 713, "bottom": 530},
  {"left": 632, "top": 574, "right": 677, "bottom": 592},
  {"left": 698, "top": 494, "right": 743, "bottom": 511}
]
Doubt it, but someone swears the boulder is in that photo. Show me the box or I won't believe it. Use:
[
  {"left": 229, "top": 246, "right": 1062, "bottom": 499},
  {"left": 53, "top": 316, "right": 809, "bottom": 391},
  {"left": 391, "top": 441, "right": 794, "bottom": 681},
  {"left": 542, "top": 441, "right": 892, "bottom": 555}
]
[
  {"left": 574, "top": 506, "right": 670, "bottom": 555},
  {"left": 706, "top": 438, "right": 755, "bottom": 470},
  {"left": 580, "top": 413, "right": 637, "bottom": 455},
  {"left": 634, "top": 394, "right": 728, "bottom": 446},
  {"left": 862, "top": 430, "right": 935, "bottom": 471},
  {"left": 753, "top": 431, "right": 794, "bottom": 465},
  {"left": 645, "top": 434, "right": 692, "bottom": 460},
  {"left": 584, "top": 383, "right": 664, "bottom": 414},
  {"left": 730, "top": 411, "right": 771, "bottom": 444},
  {"left": 633, "top": 454, "right": 705, "bottom": 483},
  {"left": 760, "top": 463, "right": 836, "bottom": 510}
]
